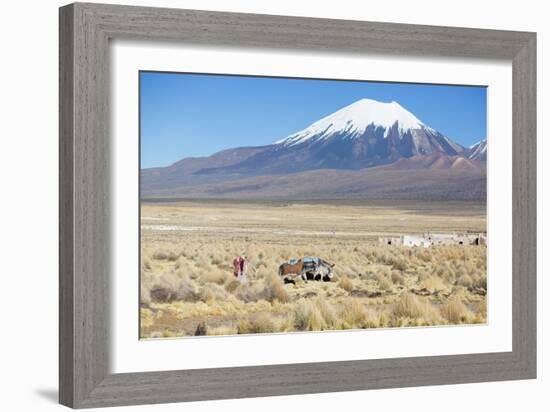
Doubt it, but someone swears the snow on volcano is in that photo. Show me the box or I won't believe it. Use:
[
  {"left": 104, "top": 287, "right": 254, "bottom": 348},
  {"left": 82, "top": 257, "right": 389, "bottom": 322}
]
[
  {"left": 277, "top": 98, "right": 432, "bottom": 146},
  {"left": 272, "top": 98, "right": 463, "bottom": 163}
]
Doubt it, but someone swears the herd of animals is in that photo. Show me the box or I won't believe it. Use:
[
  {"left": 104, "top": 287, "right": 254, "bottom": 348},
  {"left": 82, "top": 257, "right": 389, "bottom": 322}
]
[{"left": 278, "top": 257, "right": 335, "bottom": 285}]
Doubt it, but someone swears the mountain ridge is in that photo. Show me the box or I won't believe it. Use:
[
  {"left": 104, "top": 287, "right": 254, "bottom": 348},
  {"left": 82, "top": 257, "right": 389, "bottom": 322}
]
[{"left": 141, "top": 98, "right": 486, "bottom": 200}]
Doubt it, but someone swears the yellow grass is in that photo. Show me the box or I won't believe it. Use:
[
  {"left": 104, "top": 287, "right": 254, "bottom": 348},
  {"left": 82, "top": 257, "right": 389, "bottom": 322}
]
[
  {"left": 391, "top": 293, "right": 441, "bottom": 324},
  {"left": 440, "top": 298, "right": 474, "bottom": 324},
  {"left": 338, "top": 275, "right": 354, "bottom": 292},
  {"left": 139, "top": 200, "right": 487, "bottom": 338}
]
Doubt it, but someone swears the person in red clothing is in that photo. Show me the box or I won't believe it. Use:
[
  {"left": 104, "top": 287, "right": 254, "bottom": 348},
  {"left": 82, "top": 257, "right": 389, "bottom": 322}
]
[
  {"left": 232, "top": 256, "right": 240, "bottom": 278},
  {"left": 232, "top": 253, "right": 248, "bottom": 283}
]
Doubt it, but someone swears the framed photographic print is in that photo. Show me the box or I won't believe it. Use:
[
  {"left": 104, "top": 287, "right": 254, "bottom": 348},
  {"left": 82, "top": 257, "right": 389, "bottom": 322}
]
[
  {"left": 59, "top": 2, "right": 536, "bottom": 408},
  {"left": 138, "top": 72, "right": 490, "bottom": 339}
]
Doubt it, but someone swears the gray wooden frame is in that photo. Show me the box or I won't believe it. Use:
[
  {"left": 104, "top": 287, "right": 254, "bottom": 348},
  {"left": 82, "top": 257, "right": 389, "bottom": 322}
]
[{"left": 59, "top": 2, "right": 536, "bottom": 408}]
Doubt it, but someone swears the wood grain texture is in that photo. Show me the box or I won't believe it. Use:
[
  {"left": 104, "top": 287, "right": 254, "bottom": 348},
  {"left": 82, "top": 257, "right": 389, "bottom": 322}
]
[
  {"left": 59, "top": 4, "right": 74, "bottom": 406},
  {"left": 512, "top": 35, "right": 537, "bottom": 374},
  {"left": 59, "top": 2, "right": 537, "bottom": 408}
]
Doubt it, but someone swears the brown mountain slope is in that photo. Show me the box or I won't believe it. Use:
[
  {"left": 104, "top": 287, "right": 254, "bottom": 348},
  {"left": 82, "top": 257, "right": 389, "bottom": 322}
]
[
  {"left": 141, "top": 145, "right": 271, "bottom": 190},
  {"left": 388, "top": 153, "right": 480, "bottom": 171},
  {"left": 142, "top": 157, "right": 486, "bottom": 201}
]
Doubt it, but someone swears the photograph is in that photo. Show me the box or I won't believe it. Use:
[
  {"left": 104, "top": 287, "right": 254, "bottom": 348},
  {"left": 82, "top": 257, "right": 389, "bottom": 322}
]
[{"left": 139, "top": 72, "right": 488, "bottom": 339}]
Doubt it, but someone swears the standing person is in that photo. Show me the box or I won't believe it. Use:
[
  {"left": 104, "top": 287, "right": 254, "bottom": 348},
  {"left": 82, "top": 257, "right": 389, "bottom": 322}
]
[
  {"left": 232, "top": 253, "right": 248, "bottom": 283},
  {"left": 232, "top": 256, "right": 240, "bottom": 279},
  {"left": 238, "top": 253, "right": 248, "bottom": 283}
]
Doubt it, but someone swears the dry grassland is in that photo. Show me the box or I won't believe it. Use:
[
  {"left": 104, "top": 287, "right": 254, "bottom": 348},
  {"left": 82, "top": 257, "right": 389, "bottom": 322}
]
[{"left": 140, "top": 200, "right": 487, "bottom": 338}]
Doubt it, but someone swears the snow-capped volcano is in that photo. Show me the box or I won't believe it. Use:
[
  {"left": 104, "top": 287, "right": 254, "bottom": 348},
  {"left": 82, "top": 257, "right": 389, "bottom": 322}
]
[
  {"left": 277, "top": 98, "right": 428, "bottom": 146},
  {"left": 141, "top": 97, "right": 486, "bottom": 200},
  {"left": 273, "top": 98, "right": 463, "bottom": 161},
  {"left": 178, "top": 98, "right": 468, "bottom": 176}
]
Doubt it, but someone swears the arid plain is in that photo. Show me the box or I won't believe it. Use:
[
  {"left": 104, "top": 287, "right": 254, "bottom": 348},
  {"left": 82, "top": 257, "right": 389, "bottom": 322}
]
[{"left": 140, "top": 200, "right": 487, "bottom": 338}]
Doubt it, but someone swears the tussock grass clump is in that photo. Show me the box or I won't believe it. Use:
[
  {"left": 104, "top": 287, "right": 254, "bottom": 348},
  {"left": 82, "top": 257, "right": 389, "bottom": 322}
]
[
  {"left": 473, "top": 274, "right": 487, "bottom": 290},
  {"left": 141, "top": 257, "right": 152, "bottom": 271},
  {"left": 173, "top": 256, "right": 185, "bottom": 270},
  {"left": 292, "top": 300, "right": 326, "bottom": 331},
  {"left": 140, "top": 286, "right": 152, "bottom": 306},
  {"left": 338, "top": 275, "right": 354, "bottom": 292},
  {"left": 472, "top": 298, "right": 487, "bottom": 323},
  {"left": 290, "top": 299, "right": 379, "bottom": 332},
  {"left": 149, "top": 272, "right": 199, "bottom": 303},
  {"left": 376, "top": 273, "right": 392, "bottom": 291},
  {"left": 199, "top": 270, "right": 228, "bottom": 285},
  {"left": 391, "top": 293, "right": 439, "bottom": 323},
  {"left": 140, "top": 308, "right": 155, "bottom": 328},
  {"left": 391, "top": 270, "right": 405, "bottom": 285},
  {"left": 389, "top": 257, "right": 408, "bottom": 271},
  {"left": 456, "top": 274, "right": 474, "bottom": 288},
  {"left": 224, "top": 279, "right": 241, "bottom": 293},
  {"left": 420, "top": 275, "right": 447, "bottom": 292},
  {"left": 195, "top": 322, "right": 207, "bottom": 336},
  {"left": 233, "top": 282, "right": 266, "bottom": 303},
  {"left": 440, "top": 298, "right": 472, "bottom": 323},
  {"left": 238, "top": 313, "right": 277, "bottom": 334},
  {"left": 314, "top": 298, "right": 338, "bottom": 329},
  {"left": 417, "top": 250, "right": 432, "bottom": 262},
  {"left": 339, "top": 300, "right": 377, "bottom": 329},
  {"left": 439, "top": 268, "right": 456, "bottom": 284},
  {"left": 207, "top": 325, "right": 238, "bottom": 336},
  {"left": 152, "top": 250, "right": 179, "bottom": 261},
  {"left": 232, "top": 274, "right": 289, "bottom": 304},
  {"left": 198, "top": 283, "right": 230, "bottom": 303},
  {"left": 263, "top": 273, "right": 290, "bottom": 303}
]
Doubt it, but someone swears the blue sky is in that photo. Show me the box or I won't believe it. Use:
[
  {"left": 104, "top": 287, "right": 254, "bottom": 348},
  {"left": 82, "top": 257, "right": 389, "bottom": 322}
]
[{"left": 140, "top": 71, "right": 487, "bottom": 168}]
